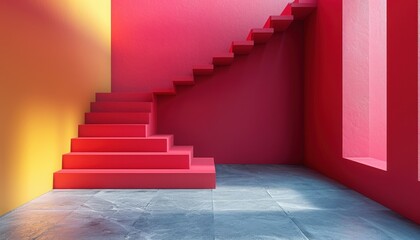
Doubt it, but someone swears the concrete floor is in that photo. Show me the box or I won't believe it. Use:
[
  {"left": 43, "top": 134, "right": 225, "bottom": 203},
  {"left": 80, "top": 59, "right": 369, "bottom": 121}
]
[{"left": 1, "top": 165, "right": 419, "bottom": 240}]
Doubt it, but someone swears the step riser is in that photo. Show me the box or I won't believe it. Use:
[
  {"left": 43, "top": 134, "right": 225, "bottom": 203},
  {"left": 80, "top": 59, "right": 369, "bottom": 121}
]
[
  {"left": 193, "top": 69, "right": 213, "bottom": 75},
  {"left": 291, "top": 4, "right": 317, "bottom": 20},
  {"left": 193, "top": 65, "right": 214, "bottom": 76},
  {"left": 249, "top": 29, "right": 274, "bottom": 44},
  {"left": 63, "top": 154, "right": 190, "bottom": 169},
  {"left": 174, "top": 81, "right": 195, "bottom": 86},
  {"left": 269, "top": 16, "right": 294, "bottom": 32},
  {"left": 271, "top": 21, "right": 293, "bottom": 31},
  {"left": 96, "top": 93, "right": 153, "bottom": 102},
  {"left": 78, "top": 125, "right": 147, "bottom": 137},
  {"left": 231, "top": 42, "right": 254, "bottom": 55},
  {"left": 232, "top": 48, "right": 253, "bottom": 54},
  {"left": 54, "top": 172, "right": 216, "bottom": 189},
  {"left": 154, "top": 89, "right": 176, "bottom": 95},
  {"left": 91, "top": 102, "right": 152, "bottom": 112},
  {"left": 85, "top": 113, "right": 149, "bottom": 124},
  {"left": 71, "top": 138, "right": 170, "bottom": 152},
  {"left": 213, "top": 57, "right": 234, "bottom": 66},
  {"left": 252, "top": 33, "right": 273, "bottom": 44}
]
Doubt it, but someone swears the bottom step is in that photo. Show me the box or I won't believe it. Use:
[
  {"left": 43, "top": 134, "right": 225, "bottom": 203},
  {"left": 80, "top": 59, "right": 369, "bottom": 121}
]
[{"left": 53, "top": 158, "right": 216, "bottom": 189}]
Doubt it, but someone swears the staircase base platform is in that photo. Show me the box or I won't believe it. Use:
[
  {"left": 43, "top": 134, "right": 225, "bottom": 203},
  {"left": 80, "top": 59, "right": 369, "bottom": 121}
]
[{"left": 53, "top": 158, "right": 216, "bottom": 189}]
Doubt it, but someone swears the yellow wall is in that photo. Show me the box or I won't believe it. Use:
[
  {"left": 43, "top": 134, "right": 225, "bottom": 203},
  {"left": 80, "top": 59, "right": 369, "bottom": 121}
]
[{"left": 0, "top": 0, "right": 111, "bottom": 215}]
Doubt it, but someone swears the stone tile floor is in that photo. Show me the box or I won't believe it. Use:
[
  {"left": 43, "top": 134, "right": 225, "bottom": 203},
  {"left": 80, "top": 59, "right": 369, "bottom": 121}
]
[{"left": 1, "top": 165, "right": 419, "bottom": 239}]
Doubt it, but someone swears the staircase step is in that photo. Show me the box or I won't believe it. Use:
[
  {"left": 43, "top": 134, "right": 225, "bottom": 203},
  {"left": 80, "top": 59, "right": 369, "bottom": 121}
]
[
  {"left": 154, "top": 88, "right": 176, "bottom": 96},
  {"left": 85, "top": 112, "right": 150, "bottom": 124},
  {"left": 91, "top": 102, "right": 153, "bottom": 112},
  {"left": 71, "top": 136, "right": 173, "bottom": 152},
  {"left": 249, "top": 28, "right": 274, "bottom": 44},
  {"left": 193, "top": 65, "right": 214, "bottom": 76},
  {"left": 291, "top": 3, "right": 316, "bottom": 19},
  {"left": 96, "top": 92, "right": 153, "bottom": 102},
  {"left": 231, "top": 41, "right": 254, "bottom": 55},
  {"left": 213, "top": 53, "right": 234, "bottom": 66},
  {"left": 79, "top": 124, "right": 148, "bottom": 137},
  {"left": 62, "top": 148, "right": 193, "bottom": 169},
  {"left": 173, "top": 77, "right": 195, "bottom": 86},
  {"left": 54, "top": 158, "right": 216, "bottom": 189},
  {"left": 268, "top": 15, "right": 294, "bottom": 32}
]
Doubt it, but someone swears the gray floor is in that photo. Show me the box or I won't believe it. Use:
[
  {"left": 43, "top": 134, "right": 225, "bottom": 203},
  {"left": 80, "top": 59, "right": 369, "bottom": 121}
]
[{"left": 1, "top": 165, "right": 419, "bottom": 240}]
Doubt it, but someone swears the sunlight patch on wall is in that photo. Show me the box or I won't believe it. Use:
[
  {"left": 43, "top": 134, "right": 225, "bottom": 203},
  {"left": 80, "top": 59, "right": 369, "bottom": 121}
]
[{"left": 343, "top": 0, "right": 387, "bottom": 170}]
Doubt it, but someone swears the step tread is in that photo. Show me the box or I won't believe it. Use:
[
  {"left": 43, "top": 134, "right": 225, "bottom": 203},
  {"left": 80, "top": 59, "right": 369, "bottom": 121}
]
[
  {"left": 249, "top": 28, "right": 274, "bottom": 43},
  {"left": 193, "top": 64, "right": 214, "bottom": 70},
  {"left": 232, "top": 40, "right": 254, "bottom": 46},
  {"left": 213, "top": 53, "right": 234, "bottom": 58},
  {"left": 73, "top": 135, "right": 173, "bottom": 140},
  {"left": 63, "top": 149, "right": 192, "bottom": 169},
  {"left": 57, "top": 158, "right": 215, "bottom": 174},
  {"left": 170, "top": 146, "right": 194, "bottom": 152},
  {"left": 71, "top": 136, "right": 172, "bottom": 152},
  {"left": 85, "top": 112, "right": 150, "bottom": 124},
  {"left": 270, "top": 15, "right": 294, "bottom": 21},
  {"left": 96, "top": 92, "right": 153, "bottom": 102},
  {"left": 251, "top": 28, "right": 274, "bottom": 33},
  {"left": 87, "top": 112, "right": 150, "bottom": 115},
  {"left": 291, "top": 2, "right": 317, "bottom": 8},
  {"left": 269, "top": 15, "right": 294, "bottom": 31},
  {"left": 91, "top": 102, "right": 153, "bottom": 112},
  {"left": 213, "top": 53, "right": 235, "bottom": 66},
  {"left": 80, "top": 124, "right": 148, "bottom": 127},
  {"left": 65, "top": 146, "right": 193, "bottom": 156},
  {"left": 231, "top": 41, "right": 254, "bottom": 54},
  {"left": 92, "top": 101, "right": 153, "bottom": 105}
]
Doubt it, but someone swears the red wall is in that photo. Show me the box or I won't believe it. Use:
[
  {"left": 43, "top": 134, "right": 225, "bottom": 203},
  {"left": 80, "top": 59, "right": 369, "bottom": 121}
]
[
  {"left": 112, "top": 1, "right": 305, "bottom": 164},
  {"left": 158, "top": 23, "right": 304, "bottom": 164},
  {"left": 111, "top": 0, "right": 291, "bottom": 92},
  {"left": 304, "top": 0, "right": 420, "bottom": 224}
]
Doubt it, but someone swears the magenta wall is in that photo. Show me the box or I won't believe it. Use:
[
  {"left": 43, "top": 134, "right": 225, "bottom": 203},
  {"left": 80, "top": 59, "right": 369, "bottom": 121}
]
[
  {"left": 111, "top": 0, "right": 291, "bottom": 92},
  {"left": 111, "top": 0, "right": 305, "bottom": 164},
  {"left": 304, "top": 0, "right": 420, "bottom": 224},
  {"left": 157, "top": 23, "right": 304, "bottom": 164}
]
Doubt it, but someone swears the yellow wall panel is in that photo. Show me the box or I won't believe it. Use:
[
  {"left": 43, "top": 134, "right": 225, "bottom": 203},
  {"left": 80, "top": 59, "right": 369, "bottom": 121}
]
[{"left": 0, "top": 0, "right": 111, "bottom": 215}]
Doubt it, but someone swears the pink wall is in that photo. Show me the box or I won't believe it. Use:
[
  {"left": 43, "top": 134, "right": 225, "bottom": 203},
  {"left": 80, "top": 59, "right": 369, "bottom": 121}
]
[
  {"left": 368, "top": 0, "right": 387, "bottom": 161},
  {"left": 342, "top": 0, "right": 370, "bottom": 157},
  {"left": 111, "top": 0, "right": 291, "bottom": 92},
  {"left": 342, "top": 0, "right": 387, "bottom": 162},
  {"left": 305, "top": 0, "right": 420, "bottom": 224}
]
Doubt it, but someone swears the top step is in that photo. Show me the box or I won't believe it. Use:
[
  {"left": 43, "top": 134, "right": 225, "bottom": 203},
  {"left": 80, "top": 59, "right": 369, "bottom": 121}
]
[
  {"left": 249, "top": 28, "right": 274, "bottom": 44},
  {"left": 291, "top": 3, "right": 316, "bottom": 19},
  {"left": 268, "top": 15, "right": 294, "bottom": 32},
  {"left": 96, "top": 93, "right": 153, "bottom": 102}
]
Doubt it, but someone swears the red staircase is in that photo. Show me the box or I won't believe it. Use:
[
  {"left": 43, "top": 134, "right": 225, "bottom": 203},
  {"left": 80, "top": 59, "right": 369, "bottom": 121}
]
[
  {"left": 53, "top": 0, "right": 316, "bottom": 189},
  {"left": 54, "top": 92, "right": 216, "bottom": 189}
]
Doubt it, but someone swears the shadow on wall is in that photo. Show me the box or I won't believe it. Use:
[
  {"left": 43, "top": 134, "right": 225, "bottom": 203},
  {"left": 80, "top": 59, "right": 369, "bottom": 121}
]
[
  {"left": 0, "top": 0, "right": 110, "bottom": 215},
  {"left": 157, "top": 22, "right": 304, "bottom": 164}
]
